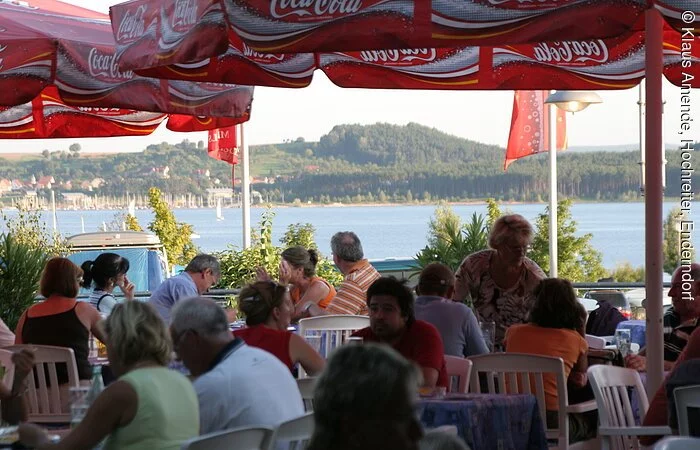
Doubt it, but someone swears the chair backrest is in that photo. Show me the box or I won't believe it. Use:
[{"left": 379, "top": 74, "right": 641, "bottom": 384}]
[
  {"left": 297, "top": 315, "right": 369, "bottom": 376},
  {"left": 468, "top": 353, "right": 568, "bottom": 444},
  {"left": 181, "top": 426, "right": 275, "bottom": 450},
  {"left": 585, "top": 334, "right": 607, "bottom": 350},
  {"left": 296, "top": 377, "right": 317, "bottom": 412},
  {"left": 267, "top": 412, "right": 315, "bottom": 450},
  {"left": 0, "top": 349, "right": 15, "bottom": 389},
  {"left": 673, "top": 385, "right": 700, "bottom": 436},
  {"left": 5, "top": 344, "right": 80, "bottom": 423},
  {"left": 444, "top": 356, "right": 472, "bottom": 394},
  {"left": 653, "top": 436, "right": 700, "bottom": 450},
  {"left": 587, "top": 365, "right": 649, "bottom": 450}
]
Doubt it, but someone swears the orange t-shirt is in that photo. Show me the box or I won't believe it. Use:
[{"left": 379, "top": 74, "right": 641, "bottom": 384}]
[
  {"left": 290, "top": 277, "right": 336, "bottom": 309},
  {"left": 504, "top": 323, "right": 588, "bottom": 410}
]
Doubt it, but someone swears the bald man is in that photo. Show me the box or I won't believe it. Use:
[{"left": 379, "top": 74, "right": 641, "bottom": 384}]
[
  {"left": 626, "top": 263, "right": 700, "bottom": 371},
  {"left": 414, "top": 262, "right": 489, "bottom": 357}
]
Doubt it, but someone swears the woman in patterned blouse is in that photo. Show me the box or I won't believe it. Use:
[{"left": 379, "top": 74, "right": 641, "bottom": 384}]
[{"left": 453, "top": 214, "right": 545, "bottom": 350}]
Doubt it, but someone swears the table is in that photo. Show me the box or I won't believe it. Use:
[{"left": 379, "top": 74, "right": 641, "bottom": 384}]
[{"left": 419, "top": 394, "right": 548, "bottom": 450}]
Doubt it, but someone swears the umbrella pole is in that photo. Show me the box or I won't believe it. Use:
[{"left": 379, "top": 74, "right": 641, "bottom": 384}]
[
  {"left": 548, "top": 92, "right": 558, "bottom": 278},
  {"left": 644, "top": 6, "right": 665, "bottom": 397},
  {"left": 240, "top": 123, "right": 252, "bottom": 249}
]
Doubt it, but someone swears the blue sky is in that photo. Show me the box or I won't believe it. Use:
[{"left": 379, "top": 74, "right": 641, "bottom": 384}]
[{"left": 2, "top": 0, "right": 697, "bottom": 154}]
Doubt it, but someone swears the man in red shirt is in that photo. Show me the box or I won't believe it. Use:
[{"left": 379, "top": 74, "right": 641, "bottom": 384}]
[{"left": 352, "top": 277, "right": 448, "bottom": 388}]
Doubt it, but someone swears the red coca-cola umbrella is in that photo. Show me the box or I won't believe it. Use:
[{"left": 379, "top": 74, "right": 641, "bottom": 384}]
[{"left": 0, "top": 0, "right": 253, "bottom": 121}]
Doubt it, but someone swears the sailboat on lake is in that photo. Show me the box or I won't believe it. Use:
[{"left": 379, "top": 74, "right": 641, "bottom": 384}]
[{"left": 216, "top": 198, "right": 224, "bottom": 221}]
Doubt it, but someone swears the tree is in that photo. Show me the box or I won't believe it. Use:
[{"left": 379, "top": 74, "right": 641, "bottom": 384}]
[
  {"left": 610, "top": 262, "right": 645, "bottom": 282},
  {"left": 485, "top": 198, "right": 502, "bottom": 230},
  {"left": 41, "top": 149, "right": 50, "bottom": 159},
  {"left": 125, "top": 214, "right": 143, "bottom": 231},
  {"left": 530, "top": 199, "right": 607, "bottom": 282},
  {"left": 69, "top": 143, "right": 81, "bottom": 155},
  {"left": 147, "top": 187, "right": 198, "bottom": 267},
  {"left": 197, "top": 140, "right": 204, "bottom": 150},
  {"left": 663, "top": 207, "right": 693, "bottom": 274}
]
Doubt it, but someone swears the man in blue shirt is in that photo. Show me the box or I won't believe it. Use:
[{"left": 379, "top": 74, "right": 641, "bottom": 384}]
[
  {"left": 149, "top": 254, "right": 220, "bottom": 323},
  {"left": 414, "top": 262, "right": 489, "bottom": 357}
]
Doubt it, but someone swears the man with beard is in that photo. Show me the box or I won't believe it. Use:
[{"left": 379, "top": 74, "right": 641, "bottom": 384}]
[{"left": 352, "top": 277, "right": 448, "bottom": 389}]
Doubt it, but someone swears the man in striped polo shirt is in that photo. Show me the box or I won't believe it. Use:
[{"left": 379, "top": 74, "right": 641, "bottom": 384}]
[{"left": 303, "top": 231, "right": 380, "bottom": 316}]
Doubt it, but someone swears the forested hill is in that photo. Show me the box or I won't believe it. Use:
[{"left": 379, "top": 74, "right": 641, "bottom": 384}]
[{"left": 1, "top": 122, "right": 698, "bottom": 203}]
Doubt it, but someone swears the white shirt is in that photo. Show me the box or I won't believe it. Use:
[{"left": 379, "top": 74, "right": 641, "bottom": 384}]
[{"left": 194, "top": 340, "right": 304, "bottom": 435}]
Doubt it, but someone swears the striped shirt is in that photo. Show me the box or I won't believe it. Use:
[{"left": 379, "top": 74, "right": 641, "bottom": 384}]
[{"left": 326, "top": 260, "right": 380, "bottom": 315}]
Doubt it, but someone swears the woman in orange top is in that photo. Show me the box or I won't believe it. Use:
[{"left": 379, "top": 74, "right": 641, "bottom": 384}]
[
  {"left": 504, "top": 278, "right": 594, "bottom": 444},
  {"left": 258, "top": 246, "right": 336, "bottom": 320},
  {"left": 15, "top": 257, "right": 106, "bottom": 382}
]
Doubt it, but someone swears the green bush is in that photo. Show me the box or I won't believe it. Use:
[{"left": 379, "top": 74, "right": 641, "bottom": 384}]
[{"left": 0, "top": 234, "right": 49, "bottom": 329}]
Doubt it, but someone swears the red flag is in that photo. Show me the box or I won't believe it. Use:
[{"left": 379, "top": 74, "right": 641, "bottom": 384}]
[
  {"left": 208, "top": 126, "right": 239, "bottom": 165},
  {"left": 504, "top": 91, "right": 567, "bottom": 171}
]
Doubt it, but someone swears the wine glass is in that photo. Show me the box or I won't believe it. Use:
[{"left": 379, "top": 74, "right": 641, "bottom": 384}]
[{"left": 615, "top": 329, "right": 632, "bottom": 358}]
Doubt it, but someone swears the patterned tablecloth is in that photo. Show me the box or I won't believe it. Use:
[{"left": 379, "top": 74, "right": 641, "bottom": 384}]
[{"left": 419, "top": 394, "right": 548, "bottom": 450}]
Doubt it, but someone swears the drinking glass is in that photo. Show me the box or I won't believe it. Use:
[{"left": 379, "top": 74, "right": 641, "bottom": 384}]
[
  {"left": 305, "top": 332, "right": 324, "bottom": 358},
  {"left": 479, "top": 321, "right": 496, "bottom": 353},
  {"left": 345, "top": 336, "right": 363, "bottom": 345},
  {"left": 615, "top": 329, "right": 632, "bottom": 358}
]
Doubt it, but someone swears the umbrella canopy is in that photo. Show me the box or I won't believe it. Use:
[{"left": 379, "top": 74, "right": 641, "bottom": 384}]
[{"left": 0, "top": 0, "right": 253, "bottom": 120}]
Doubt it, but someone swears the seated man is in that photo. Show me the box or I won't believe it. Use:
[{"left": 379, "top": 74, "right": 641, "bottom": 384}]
[
  {"left": 414, "top": 262, "right": 488, "bottom": 358},
  {"left": 170, "top": 297, "right": 304, "bottom": 434},
  {"left": 626, "top": 263, "right": 700, "bottom": 371},
  {"left": 352, "top": 277, "right": 448, "bottom": 389}
]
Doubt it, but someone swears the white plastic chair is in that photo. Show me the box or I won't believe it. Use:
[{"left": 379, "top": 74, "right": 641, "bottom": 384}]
[
  {"left": 181, "top": 426, "right": 275, "bottom": 450},
  {"left": 673, "top": 385, "right": 700, "bottom": 436},
  {"left": 296, "top": 377, "right": 317, "bottom": 412},
  {"left": 297, "top": 315, "right": 369, "bottom": 377},
  {"left": 0, "top": 349, "right": 16, "bottom": 390},
  {"left": 469, "top": 353, "right": 598, "bottom": 450},
  {"left": 444, "top": 356, "right": 472, "bottom": 394},
  {"left": 266, "top": 412, "right": 315, "bottom": 450},
  {"left": 585, "top": 334, "right": 606, "bottom": 350},
  {"left": 587, "top": 365, "right": 672, "bottom": 450},
  {"left": 6, "top": 344, "right": 80, "bottom": 424},
  {"left": 653, "top": 436, "right": 700, "bottom": 450}
]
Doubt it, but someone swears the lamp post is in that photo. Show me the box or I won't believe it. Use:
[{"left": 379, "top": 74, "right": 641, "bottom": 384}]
[{"left": 544, "top": 91, "right": 602, "bottom": 277}]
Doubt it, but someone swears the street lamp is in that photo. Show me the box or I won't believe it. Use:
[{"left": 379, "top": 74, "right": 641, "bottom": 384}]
[{"left": 543, "top": 90, "right": 603, "bottom": 277}]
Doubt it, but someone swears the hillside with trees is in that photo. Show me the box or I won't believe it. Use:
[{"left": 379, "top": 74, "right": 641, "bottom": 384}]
[{"left": 1, "top": 123, "right": 698, "bottom": 204}]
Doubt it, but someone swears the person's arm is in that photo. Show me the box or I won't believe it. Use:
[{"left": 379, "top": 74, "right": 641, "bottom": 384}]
[
  {"left": 293, "top": 281, "right": 331, "bottom": 318},
  {"left": 452, "top": 258, "right": 472, "bottom": 302},
  {"left": 464, "top": 309, "right": 489, "bottom": 356},
  {"left": 1, "top": 349, "right": 35, "bottom": 424},
  {"left": 78, "top": 304, "right": 107, "bottom": 343},
  {"left": 14, "top": 311, "right": 27, "bottom": 344},
  {"left": 288, "top": 333, "right": 325, "bottom": 376},
  {"left": 19, "top": 380, "right": 137, "bottom": 450},
  {"left": 414, "top": 324, "right": 446, "bottom": 388}
]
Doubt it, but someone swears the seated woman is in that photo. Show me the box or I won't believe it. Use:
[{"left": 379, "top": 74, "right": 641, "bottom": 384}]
[
  {"left": 81, "top": 253, "right": 135, "bottom": 315},
  {"left": 234, "top": 281, "right": 325, "bottom": 375},
  {"left": 15, "top": 257, "right": 105, "bottom": 383},
  {"left": 19, "top": 301, "right": 199, "bottom": 450},
  {"left": 504, "top": 278, "right": 595, "bottom": 444},
  {"left": 258, "top": 247, "right": 336, "bottom": 319}
]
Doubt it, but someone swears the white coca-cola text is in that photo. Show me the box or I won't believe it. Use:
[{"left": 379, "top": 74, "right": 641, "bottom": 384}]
[
  {"left": 0, "top": 0, "right": 38, "bottom": 10},
  {"left": 242, "top": 44, "right": 286, "bottom": 62},
  {"left": 270, "top": 0, "right": 362, "bottom": 19},
  {"left": 117, "top": 5, "right": 147, "bottom": 41},
  {"left": 359, "top": 48, "right": 436, "bottom": 63},
  {"left": 172, "top": 0, "right": 197, "bottom": 29},
  {"left": 0, "top": 44, "right": 5, "bottom": 71},
  {"left": 532, "top": 40, "right": 609, "bottom": 64},
  {"left": 88, "top": 48, "right": 134, "bottom": 80},
  {"left": 487, "top": 0, "right": 559, "bottom": 5}
]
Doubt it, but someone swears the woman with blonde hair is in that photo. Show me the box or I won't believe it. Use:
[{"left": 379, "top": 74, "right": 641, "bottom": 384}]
[
  {"left": 453, "top": 214, "right": 545, "bottom": 350},
  {"left": 15, "top": 257, "right": 105, "bottom": 382},
  {"left": 258, "top": 246, "right": 336, "bottom": 319},
  {"left": 235, "top": 281, "right": 325, "bottom": 375},
  {"left": 19, "top": 301, "right": 199, "bottom": 450}
]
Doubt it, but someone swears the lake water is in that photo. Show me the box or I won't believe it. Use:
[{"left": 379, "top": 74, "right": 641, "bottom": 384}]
[{"left": 3, "top": 201, "right": 697, "bottom": 270}]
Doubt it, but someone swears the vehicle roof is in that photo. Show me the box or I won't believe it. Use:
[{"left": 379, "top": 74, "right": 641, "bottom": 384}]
[{"left": 66, "top": 231, "right": 162, "bottom": 248}]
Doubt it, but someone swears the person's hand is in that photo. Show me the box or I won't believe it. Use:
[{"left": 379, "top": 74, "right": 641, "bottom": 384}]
[
  {"left": 19, "top": 423, "right": 50, "bottom": 448},
  {"left": 279, "top": 260, "right": 292, "bottom": 284},
  {"left": 120, "top": 276, "right": 136, "bottom": 300},
  {"left": 625, "top": 354, "right": 647, "bottom": 371},
  {"left": 569, "top": 371, "right": 587, "bottom": 388},
  {"left": 255, "top": 267, "right": 271, "bottom": 282},
  {"left": 12, "top": 348, "right": 34, "bottom": 377}
]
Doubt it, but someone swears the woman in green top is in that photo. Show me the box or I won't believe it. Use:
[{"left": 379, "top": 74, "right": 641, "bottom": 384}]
[{"left": 20, "top": 301, "right": 199, "bottom": 450}]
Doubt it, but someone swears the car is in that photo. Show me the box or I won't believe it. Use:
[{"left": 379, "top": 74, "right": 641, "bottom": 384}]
[
  {"left": 66, "top": 231, "right": 169, "bottom": 295},
  {"left": 583, "top": 290, "right": 632, "bottom": 319}
]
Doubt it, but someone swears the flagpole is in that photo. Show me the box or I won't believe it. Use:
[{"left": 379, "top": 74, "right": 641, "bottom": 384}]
[
  {"left": 548, "top": 91, "right": 558, "bottom": 278},
  {"left": 240, "top": 123, "right": 251, "bottom": 249}
]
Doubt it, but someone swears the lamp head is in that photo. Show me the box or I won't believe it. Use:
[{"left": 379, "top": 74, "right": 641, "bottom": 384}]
[{"left": 545, "top": 91, "right": 603, "bottom": 113}]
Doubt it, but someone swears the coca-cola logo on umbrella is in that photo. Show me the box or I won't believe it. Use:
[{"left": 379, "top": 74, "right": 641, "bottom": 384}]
[
  {"left": 0, "top": 44, "right": 5, "bottom": 71},
  {"left": 116, "top": 5, "right": 147, "bottom": 42},
  {"left": 172, "top": 0, "right": 198, "bottom": 31},
  {"left": 88, "top": 48, "right": 135, "bottom": 80},
  {"left": 241, "top": 44, "right": 287, "bottom": 63},
  {"left": 358, "top": 49, "right": 437, "bottom": 65},
  {"left": 531, "top": 40, "right": 609, "bottom": 65},
  {"left": 269, "top": 0, "right": 387, "bottom": 20},
  {"left": 0, "top": 0, "right": 38, "bottom": 10},
  {"left": 481, "top": 0, "right": 573, "bottom": 9}
]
